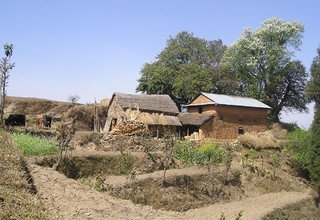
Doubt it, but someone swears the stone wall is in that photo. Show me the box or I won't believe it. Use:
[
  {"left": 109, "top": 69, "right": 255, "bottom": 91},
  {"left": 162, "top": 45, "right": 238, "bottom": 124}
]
[{"left": 103, "top": 97, "right": 124, "bottom": 132}]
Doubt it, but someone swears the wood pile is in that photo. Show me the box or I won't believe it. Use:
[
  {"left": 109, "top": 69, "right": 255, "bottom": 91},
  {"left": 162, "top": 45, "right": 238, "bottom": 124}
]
[{"left": 111, "top": 122, "right": 148, "bottom": 136}]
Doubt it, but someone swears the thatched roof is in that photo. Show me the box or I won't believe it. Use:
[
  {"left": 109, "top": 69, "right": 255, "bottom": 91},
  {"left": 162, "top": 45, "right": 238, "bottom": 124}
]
[
  {"left": 136, "top": 113, "right": 182, "bottom": 126},
  {"left": 179, "top": 112, "right": 215, "bottom": 126},
  {"left": 113, "top": 93, "right": 179, "bottom": 114}
]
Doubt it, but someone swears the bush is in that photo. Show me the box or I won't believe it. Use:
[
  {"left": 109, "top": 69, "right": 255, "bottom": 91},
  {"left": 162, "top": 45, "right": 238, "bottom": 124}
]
[
  {"left": 173, "top": 141, "right": 226, "bottom": 166},
  {"left": 172, "top": 140, "right": 196, "bottom": 164},
  {"left": 195, "top": 142, "right": 225, "bottom": 166},
  {"left": 12, "top": 132, "right": 59, "bottom": 156},
  {"left": 287, "top": 128, "right": 312, "bottom": 171}
]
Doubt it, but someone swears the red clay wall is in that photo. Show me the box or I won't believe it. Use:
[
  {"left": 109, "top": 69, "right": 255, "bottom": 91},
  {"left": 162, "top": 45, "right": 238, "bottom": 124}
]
[
  {"left": 191, "top": 94, "right": 213, "bottom": 104},
  {"left": 188, "top": 104, "right": 270, "bottom": 139}
]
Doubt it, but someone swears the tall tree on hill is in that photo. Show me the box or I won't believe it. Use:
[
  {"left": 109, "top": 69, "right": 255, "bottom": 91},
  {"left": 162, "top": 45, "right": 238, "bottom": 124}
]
[
  {"left": 221, "top": 17, "right": 308, "bottom": 121},
  {"left": 0, "top": 44, "right": 15, "bottom": 125},
  {"left": 307, "top": 47, "right": 320, "bottom": 204},
  {"left": 136, "top": 31, "right": 230, "bottom": 106}
]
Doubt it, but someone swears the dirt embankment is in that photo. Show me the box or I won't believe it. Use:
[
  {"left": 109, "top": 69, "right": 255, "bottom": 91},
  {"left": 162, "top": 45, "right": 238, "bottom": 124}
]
[{"left": 30, "top": 164, "right": 312, "bottom": 220}]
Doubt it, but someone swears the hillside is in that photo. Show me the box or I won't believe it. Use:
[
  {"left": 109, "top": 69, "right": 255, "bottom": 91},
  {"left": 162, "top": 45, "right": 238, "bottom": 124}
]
[{"left": 5, "top": 96, "right": 73, "bottom": 115}]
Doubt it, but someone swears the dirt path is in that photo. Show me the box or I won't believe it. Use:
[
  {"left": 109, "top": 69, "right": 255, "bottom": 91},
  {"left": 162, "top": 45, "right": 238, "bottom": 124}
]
[{"left": 31, "top": 165, "right": 311, "bottom": 220}]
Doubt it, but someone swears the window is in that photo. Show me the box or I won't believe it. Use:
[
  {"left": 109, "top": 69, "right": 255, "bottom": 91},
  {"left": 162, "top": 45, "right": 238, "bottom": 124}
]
[
  {"left": 238, "top": 127, "right": 244, "bottom": 135},
  {"left": 198, "top": 106, "right": 203, "bottom": 113}
]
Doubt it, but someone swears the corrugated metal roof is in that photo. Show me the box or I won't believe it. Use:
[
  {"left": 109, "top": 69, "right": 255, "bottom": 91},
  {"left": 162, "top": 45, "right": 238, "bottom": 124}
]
[{"left": 187, "top": 93, "right": 271, "bottom": 109}]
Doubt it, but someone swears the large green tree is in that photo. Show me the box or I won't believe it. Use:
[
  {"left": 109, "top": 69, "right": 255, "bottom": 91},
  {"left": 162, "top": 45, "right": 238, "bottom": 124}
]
[
  {"left": 307, "top": 47, "right": 320, "bottom": 198},
  {"left": 136, "top": 31, "right": 228, "bottom": 105},
  {"left": 221, "top": 17, "right": 308, "bottom": 121}
]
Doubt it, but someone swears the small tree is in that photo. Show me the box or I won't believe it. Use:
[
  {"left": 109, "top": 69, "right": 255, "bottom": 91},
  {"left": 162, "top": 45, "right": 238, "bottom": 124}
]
[
  {"left": 55, "top": 121, "right": 76, "bottom": 168},
  {"left": 67, "top": 95, "right": 80, "bottom": 109},
  {"left": 162, "top": 130, "right": 177, "bottom": 185},
  {"left": 0, "top": 44, "right": 15, "bottom": 125}
]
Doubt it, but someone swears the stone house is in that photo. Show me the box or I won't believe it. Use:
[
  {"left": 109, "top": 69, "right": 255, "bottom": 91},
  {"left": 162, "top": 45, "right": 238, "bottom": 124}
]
[
  {"left": 103, "top": 93, "right": 181, "bottom": 137},
  {"left": 180, "top": 93, "right": 271, "bottom": 139}
]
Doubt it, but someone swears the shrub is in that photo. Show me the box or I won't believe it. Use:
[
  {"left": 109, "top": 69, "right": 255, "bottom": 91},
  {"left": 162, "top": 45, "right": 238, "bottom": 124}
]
[
  {"left": 119, "top": 153, "right": 135, "bottom": 174},
  {"left": 12, "top": 132, "right": 59, "bottom": 156},
  {"left": 172, "top": 140, "right": 196, "bottom": 164},
  {"left": 195, "top": 142, "right": 225, "bottom": 166},
  {"left": 287, "top": 128, "right": 312, "bottom": 171},
  {"left": 173, "top": 141, "right": 226, "bottom": 167}
]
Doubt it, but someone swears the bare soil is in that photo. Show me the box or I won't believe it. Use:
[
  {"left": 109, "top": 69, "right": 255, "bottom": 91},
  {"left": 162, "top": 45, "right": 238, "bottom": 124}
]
[{"left": 30, "top": 164, "right": 312, "bottom": 220}]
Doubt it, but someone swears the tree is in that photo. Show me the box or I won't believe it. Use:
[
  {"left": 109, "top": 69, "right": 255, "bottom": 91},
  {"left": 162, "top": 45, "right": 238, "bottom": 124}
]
[
  {"left": 221, "top": 17, "right": 307, "bottom": 121},
  {"left": 0, "top": 44, "right": 15, "bottom": 125},
  {"left": 306, "top": 47, "right": 320, "bottom": 206},
  {"left": 137, "top": 31, "right": 228, "bottom": 105},
  {"left": 67, "top": 95, "right": 80, "bottom": 109}
]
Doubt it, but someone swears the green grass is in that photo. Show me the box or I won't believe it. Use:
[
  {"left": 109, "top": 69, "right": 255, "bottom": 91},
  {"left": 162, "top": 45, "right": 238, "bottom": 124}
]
[
  {"left": 12, "top": 132, "right": 59, "bottom": 156},
  {"left": 0, "top": 130, "right": 53, "bottom": 219}
]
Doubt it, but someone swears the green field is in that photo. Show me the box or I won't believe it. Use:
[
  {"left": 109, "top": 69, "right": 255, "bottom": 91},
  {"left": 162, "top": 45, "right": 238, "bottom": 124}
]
[{"left": 12, "top": 133, "right": 59, "bottom": 156}]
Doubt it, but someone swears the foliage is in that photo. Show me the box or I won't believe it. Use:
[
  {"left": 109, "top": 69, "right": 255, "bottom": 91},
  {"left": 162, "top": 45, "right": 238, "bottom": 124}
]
[
  {"left": 0, "top": 130, "right": 52, "bottom": 219},
  {"left": 118, "top": 153, "right": 134, "bottom": 174},
  {"left": 173, "top": 141, "right": 226, "bottom": 166},
  {"left": 137, "top": 31, "right": 228, "bottom": 105},
  {"left": 12, "top": 132, "right": 59, "bottom": 156},
  {"left": 221, "top": 17, "right": 307, "bottom": 121},
  {"left": 56, "top": 121, "right": 76, "bottom": 160},
  {"left": 287, "top": 128, "right": 312, "bottom": 171},
  {"left": 196, "top": 142, "right": 225, "bottom": 165},
  {"left": 307, "top": 46, "right": 320, "bottom": 194}
]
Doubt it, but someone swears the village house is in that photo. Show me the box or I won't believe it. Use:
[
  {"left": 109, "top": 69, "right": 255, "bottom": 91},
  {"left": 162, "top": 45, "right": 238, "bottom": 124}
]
[
  {"left": 103, "top": 92, "right": 181, "bottom": 137},
  {"left": 180, "top": 93, "right": 271, "bottom": 139}
]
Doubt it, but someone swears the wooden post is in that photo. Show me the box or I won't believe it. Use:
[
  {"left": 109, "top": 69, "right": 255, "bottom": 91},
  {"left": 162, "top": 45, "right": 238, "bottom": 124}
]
[
  {"left": 156, "top": 125, "right": 159, "bottom": 138},
  {"left": 93, "top": 99, "right": 100, "bottom": 132}
]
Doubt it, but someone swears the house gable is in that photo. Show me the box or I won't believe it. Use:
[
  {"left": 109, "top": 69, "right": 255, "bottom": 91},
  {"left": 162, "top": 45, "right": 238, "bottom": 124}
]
[{"left": 190, "top": 94, "right": 213, "bottom": 105}]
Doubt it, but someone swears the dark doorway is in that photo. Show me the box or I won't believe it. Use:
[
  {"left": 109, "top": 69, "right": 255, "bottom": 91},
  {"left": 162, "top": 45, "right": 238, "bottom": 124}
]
[
  {"left": 238, "top": 127, "right": 245, "bottom": 135},
  {"left": 5, "top": 114, "right": 26, "bottom": 127}
]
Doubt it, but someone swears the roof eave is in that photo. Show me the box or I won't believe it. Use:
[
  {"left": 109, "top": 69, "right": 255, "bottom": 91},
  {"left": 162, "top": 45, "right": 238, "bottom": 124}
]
[{"left": 184, "top": 102, "right": 272, "bottom": 109}]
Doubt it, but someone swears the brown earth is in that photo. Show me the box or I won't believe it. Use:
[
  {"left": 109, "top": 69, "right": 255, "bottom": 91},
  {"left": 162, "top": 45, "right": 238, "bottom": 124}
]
[{"left": 31, "top": 164, "right": 312, "bottom": 220}]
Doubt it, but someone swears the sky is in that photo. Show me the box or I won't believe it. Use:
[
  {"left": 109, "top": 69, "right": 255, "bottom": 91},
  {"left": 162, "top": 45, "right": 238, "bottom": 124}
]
[{"left": 0, "top": 0, "right": 319, "bottom": 129}]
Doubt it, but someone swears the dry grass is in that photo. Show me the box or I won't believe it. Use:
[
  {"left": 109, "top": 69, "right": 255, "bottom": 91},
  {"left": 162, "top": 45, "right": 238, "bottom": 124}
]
[
  {"left": 237, "top": 124, "right": 287, "bottom": 150},
  {"left": 262, "top": 198, "right": 320, "bottom": 220},
  {"left": 71, "top": 131, "right": 103, "bottom": 148},
  {"left": 0, "top": 129, "right": 53, "bottom": 219}
]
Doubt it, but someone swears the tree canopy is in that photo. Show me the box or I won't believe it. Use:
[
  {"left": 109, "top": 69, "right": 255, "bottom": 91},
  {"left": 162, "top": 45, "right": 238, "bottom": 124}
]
[
  {"left": 136, "top": 31, "right": 228, "bottom": 105},
  {"left": 307, "top": 47, "right": 320, "bottom": 194},
  {"left": 221, "top": 17, "right": 307, "bottom": 121}
]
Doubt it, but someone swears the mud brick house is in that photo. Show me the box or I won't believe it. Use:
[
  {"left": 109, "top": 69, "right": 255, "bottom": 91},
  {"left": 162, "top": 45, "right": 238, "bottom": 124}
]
[
  {"left": 103, "top": 93, "right": 181, "bottom": 137},
  {"left": 180, "top": 93, "right": 271, "bottom": 139}
]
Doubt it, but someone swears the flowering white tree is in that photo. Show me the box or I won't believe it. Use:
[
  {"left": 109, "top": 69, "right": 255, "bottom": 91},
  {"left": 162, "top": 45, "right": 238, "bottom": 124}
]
[{"left": 221, "top": 17, "right": 307, "bottom": 121}]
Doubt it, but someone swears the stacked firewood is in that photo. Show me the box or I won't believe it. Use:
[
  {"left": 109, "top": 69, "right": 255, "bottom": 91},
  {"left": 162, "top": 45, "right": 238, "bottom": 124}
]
[{"left": 111, "top": 122, "right": 148, "bottom": 136}]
